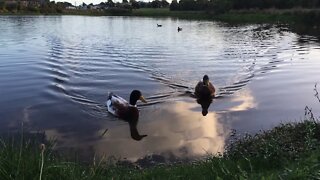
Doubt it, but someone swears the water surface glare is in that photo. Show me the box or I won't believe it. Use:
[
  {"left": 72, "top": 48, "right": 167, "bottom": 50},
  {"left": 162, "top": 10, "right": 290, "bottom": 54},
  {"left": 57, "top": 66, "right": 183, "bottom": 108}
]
[{"left": 1, "top": 16, "right": 320, "bottom": 162}]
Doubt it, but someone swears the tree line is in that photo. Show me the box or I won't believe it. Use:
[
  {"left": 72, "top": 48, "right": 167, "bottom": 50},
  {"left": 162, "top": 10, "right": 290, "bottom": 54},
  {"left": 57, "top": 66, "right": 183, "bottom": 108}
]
[
  {"left": 0, "top": 0, "right": 73, "bottom": 13},
  {"left": 1, "top": 0, "right": 320, "bottom": 14},
  {"left": 0, "top": 0, "right": 170, "bottom": 13},
  {"left": 170, "top": 0, "right": 320, "bottom": 13}
]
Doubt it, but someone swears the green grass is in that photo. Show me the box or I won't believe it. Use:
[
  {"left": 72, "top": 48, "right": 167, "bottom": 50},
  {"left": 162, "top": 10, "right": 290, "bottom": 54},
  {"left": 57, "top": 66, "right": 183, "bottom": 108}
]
[
  {"left": 214, "top": 10, "right": 320, "bottom": 25},
  {"left": 132, "top": 8, "right": 209, "bottom": 19},
  {"left": 1, "top": 119, "right": 320, "bottom": 179},
  {"left": 131, "top": 8, "right": 320, "bottom": 25}
]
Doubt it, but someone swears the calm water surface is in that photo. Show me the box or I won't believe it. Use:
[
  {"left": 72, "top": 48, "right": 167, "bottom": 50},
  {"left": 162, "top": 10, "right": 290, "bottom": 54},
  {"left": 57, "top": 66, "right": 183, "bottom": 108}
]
[{"left": 0, "top": 16, "right": 320, "bottom": 162}]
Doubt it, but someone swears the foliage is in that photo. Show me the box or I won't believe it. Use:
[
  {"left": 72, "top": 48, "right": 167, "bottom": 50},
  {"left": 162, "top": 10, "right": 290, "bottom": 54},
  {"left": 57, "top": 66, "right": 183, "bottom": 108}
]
[
  {"left": 226, "top": 121, "right": 320, "bottom": 163},
  {"left": 170, "top": 0, "right": 179, "bottom": 11},
  {"left": 107, "top": 0, "right": 115, "bottom": 7},
  {"left": 169, "top": 0, "right": 320, "bottom": 15},
  {"left": 131, "top": 0, "right": 140, "bottom": 9},
  {"left": 229, "top": 0, "right": 320, "bottom": 9},
  {"left": 0, "top": 1, "right": 5, "bottom": 10},
  {"left": 151, "top": 0, "right": 162, "bottom": 8},
  {"left": 207, "top": 0, "right": 232, "bottom": 14},
  {"left": 5, "top": 2, "right": 18, "bottom": 12},
  {"left": 105, "top": 7, "right": 132, "bottom": 15}
]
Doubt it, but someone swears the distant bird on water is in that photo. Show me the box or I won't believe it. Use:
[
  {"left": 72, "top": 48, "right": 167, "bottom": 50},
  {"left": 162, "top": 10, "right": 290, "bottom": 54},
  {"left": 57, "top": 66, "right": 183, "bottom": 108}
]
[
  {"left": 157, "top": 24, "right": 162, "bottom": 27},
  {"left": 177, "top": 27, "right": 182, "bottom": 32}
]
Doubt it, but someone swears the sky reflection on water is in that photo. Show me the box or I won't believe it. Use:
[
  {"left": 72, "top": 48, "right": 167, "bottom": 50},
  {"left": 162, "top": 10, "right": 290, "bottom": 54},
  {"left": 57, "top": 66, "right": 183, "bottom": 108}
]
[{"left": 45, "top": 99, "right": 226, "bottom": 161}]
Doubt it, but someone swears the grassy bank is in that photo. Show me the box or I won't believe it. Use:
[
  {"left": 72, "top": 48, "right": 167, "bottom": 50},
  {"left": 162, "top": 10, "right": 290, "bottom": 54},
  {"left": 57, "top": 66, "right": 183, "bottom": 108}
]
[
  {"left": 1, "top": 119, "right": 320, "bottom": 179},
  {"left": 62, "top": 8, "right": 207, "bottom": 18},
  {"left": 215, "top": 9, "right": 320, "bottom": 24},
  {"left": 131, "top": 8, "right": 210, "bottom": 19},
  {"left": 133, "top": 8, "right": 320, "bottom": 25},
  {"left": 132, "top": 8, "right": 320, "bottom": 25}
]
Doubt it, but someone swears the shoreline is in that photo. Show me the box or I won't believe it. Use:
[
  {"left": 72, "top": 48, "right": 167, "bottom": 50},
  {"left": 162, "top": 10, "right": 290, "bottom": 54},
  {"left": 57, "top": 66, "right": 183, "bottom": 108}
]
[
  {"left": 1, "top": 119, "right": 319, "bottom": 179},
  {"left": 1, "top": 8, "right": 320, "bottom": 25}
]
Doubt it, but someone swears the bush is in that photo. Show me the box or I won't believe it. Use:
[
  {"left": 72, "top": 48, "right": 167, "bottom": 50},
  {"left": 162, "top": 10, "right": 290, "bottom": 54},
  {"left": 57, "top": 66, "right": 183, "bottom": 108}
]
[
  {"left": 170, "top": 0, "right": 179, "bottom": 11},
  {"left": 105, "top": 7, "right": 132, "bottom": 15},
  {"left": 0, "top": 1, "right": 5, "bottom": 10},
  {"left": 5, "top": 2, "right": 17, "bottom": 12},
  {"left": 208, "top": 0, "right": 232, "bottom": 14},
  {"left": 27, "top": 6, "right": 39, "bottom": 12},
  {"left": 225, "top": 120, "right": 320, "bottom": 164}
]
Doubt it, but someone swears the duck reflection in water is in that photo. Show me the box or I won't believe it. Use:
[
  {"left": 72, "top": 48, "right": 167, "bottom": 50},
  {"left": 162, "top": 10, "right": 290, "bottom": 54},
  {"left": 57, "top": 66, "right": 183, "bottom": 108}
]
[
  {"left": 106, "top": 90, "right": 148, "bottom": 141},
  {"left": 195, "top": 75, "right": 216, "bottom": 116}
]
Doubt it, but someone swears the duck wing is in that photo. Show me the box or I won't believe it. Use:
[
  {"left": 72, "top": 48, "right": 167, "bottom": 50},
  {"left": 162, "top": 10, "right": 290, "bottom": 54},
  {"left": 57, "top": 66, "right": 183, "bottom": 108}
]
[{"left": 106, "top": 94, "right": 129, "bottom": 116}]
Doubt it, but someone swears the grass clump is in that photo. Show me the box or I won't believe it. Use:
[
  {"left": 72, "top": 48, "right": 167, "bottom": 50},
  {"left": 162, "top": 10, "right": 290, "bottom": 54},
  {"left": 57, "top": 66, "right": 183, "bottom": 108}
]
[
  {"left": 226, "top": 120, "right": 320, "bottom": 161},
  {"left": 133, "top": 119, "right": 320, "bottom": 179}
]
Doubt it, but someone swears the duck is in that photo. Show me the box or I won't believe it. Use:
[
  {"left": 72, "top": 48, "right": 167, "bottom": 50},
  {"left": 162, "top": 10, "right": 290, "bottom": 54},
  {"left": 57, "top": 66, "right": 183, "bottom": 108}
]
[
  {"left": 157, "top": 24, "right": 162, "bottom": 27},
  {"left": 195, "top": 79, "right": 213, "bottom": 116},
  {"left": 106, "top": 90, "right": 148, "bottom": 141},
  {"left": 177, "top": 27, "right": 182, "bottom": 32}
]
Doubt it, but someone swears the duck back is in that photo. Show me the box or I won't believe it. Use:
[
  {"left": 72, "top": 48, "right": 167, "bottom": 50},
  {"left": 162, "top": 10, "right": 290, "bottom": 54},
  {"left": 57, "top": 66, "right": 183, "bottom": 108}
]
[{"left": 106, "top": 93, "right": 129, "bottom": 117}]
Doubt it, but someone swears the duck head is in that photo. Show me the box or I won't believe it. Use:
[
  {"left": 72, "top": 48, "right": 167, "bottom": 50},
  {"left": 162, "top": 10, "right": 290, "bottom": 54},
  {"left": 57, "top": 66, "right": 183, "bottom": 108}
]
[
  {"left": 203, "top": 75, "right": 209, "bottom": 86},
  {"left": 129, "top": 90, "right": 147, "bottom": 106}
]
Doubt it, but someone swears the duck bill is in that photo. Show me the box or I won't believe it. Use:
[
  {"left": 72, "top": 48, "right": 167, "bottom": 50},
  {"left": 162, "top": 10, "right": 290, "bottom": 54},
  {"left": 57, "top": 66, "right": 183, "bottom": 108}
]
[{"left": 139, "top": 96, "right": 147, "bottom": 103}]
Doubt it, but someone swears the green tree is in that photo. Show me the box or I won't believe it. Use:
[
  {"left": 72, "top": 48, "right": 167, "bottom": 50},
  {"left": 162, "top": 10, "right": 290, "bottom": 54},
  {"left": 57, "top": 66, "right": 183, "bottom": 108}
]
[
  {"left": 196, "top": 0, "right": 209, "bottom": 10},
  {"left": 179, "top": 0, "right": 197, "bottom": 10},
  {"left": 151, "top": 0, "right": 161, "bottom": 8},
  {"left": 5, "top": 2, "right": 18, "bottom": 12},
  {"left": 107, "top": 0, "right": 115, "bottom": 7},
  {"left": 130, "top": 0, "right": 140, "bottom": 9},
  {"left": 138, "top": 1, "right": 148, "bottom": 8},
  {"left": 210, "top": 0, "right": 232, "bottom": 14},
  {"left": 170, "top": 0, "right": 179, "bottom": 10},
  {"left": 0, "top": 1, "right": 5, "bottom": 10},
  {"left": 161, "top": 0, "right": 169, "bottom": 8}
]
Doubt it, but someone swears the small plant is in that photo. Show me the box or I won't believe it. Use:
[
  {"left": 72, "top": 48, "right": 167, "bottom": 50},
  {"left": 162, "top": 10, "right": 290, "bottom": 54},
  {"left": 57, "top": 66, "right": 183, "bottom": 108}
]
[{"left": 315, "top": 83, "right": 320, "bottom": 103}]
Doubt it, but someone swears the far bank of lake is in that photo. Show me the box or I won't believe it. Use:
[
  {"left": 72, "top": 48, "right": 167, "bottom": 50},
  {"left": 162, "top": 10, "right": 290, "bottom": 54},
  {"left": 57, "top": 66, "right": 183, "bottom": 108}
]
[{"left": 2, "top": 8, "right": 320, "bottom": 25}]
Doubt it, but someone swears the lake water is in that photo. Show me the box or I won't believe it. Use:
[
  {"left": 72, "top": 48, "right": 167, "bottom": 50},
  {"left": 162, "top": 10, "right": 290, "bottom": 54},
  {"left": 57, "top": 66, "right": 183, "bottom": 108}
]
[{"left": 0, "top": 16, "right": 320, "bottom": 163}]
